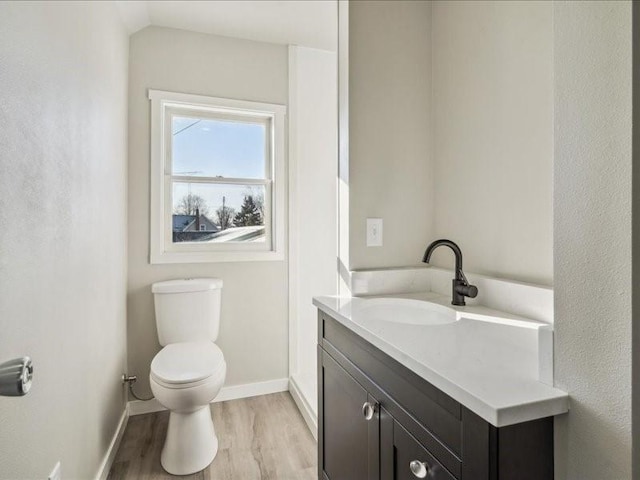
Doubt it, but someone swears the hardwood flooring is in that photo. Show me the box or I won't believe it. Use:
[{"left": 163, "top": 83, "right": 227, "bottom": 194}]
[{"left": 108, "top": 392, "right": 317, "bottom": 480}]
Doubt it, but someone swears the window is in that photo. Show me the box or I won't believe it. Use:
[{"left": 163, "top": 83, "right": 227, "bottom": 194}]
[{"left": 149, "top": 90, "right": 286, "bottom": 263}]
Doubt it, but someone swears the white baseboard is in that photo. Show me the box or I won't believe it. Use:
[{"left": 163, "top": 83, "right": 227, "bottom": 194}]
[
  {"left": 289, "top": 376, "right": 318, "bottom": 439},
  {"left": 128, "top": 377, "right": 290, "bottom": 416},
  {"left": 95, "top": 406, "right": 129, "bottom": 480},
  {"left": 128, "top": 396, "right": 164, "bottom": 416}
]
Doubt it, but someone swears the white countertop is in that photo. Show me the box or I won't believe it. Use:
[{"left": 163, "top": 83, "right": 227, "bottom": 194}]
[{"left": 313, "top": 292, "right": 569, "bottom": 427}]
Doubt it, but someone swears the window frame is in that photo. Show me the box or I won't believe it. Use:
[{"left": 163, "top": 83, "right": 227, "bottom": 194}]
[{"left": 149, "top": 89, "right": 286, "bottom": 264}]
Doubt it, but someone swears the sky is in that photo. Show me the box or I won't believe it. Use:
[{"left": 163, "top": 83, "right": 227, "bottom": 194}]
[{"left": 171, "top": 115, "right": 266, "bottom": 219}]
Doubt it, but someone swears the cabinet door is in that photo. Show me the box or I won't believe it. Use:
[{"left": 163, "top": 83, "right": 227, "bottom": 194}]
[
  {"left": 320, "top": 350, "right": 379, "bottom": 480},
  {"left": 392, "top": 421, "right": 456, "bottom": 480}
]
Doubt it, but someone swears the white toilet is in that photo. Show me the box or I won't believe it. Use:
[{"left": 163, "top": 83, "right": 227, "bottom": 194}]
[{"left": 150, "top": 278, "right": 226, "bottom": 476}]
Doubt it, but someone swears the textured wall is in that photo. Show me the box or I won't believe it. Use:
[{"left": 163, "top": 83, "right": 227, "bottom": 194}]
[
  {"left": 348, "top": 1, "right": 433, "bottom": 269},
  {"left": 633, "top": 4, "right": 640, "bottom": 477},
  {"left": 431, "top": 1, "right": 553, "bottom": 286},
  {"left": 127, "top": 27, "right": 289, "bottom": 398},
  {"left": 0, "top": 2, "right": 129, "bottom": 478},
  {"left": 554, "top": 2, "right": 632, "bottom": 478}
]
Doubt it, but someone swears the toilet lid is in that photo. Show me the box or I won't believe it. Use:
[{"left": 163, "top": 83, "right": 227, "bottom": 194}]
[{"left": 151, "top": 341, "right": 225, "bottom": 385}]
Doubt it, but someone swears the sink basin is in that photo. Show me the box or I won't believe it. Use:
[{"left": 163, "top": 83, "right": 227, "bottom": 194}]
[{"left": 353, "top": 298, "right": 457, "bottom": 326}]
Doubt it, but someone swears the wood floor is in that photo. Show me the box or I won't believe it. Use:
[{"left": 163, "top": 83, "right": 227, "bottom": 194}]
[{"left": 108, "top": 392, "right": 317, "bottom": 480}]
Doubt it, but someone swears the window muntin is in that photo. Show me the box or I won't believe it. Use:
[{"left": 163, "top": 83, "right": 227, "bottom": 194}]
[{"left": 149, "top": 89, "right": 286, "bottom": 264}]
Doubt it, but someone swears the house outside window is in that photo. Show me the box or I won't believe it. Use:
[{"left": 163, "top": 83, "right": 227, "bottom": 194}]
[{"left": 149, "top": 90, "right": 286, "bottom": 263}]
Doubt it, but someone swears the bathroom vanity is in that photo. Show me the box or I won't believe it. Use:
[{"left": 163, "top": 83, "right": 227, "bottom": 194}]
[{"left": 315, "top": 293, "right": 568, "bottom": 480}]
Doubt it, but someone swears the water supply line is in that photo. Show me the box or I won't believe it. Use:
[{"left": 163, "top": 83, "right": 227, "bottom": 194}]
[{"left": 122, "top": 374, "right": 154, "bottom": 401}]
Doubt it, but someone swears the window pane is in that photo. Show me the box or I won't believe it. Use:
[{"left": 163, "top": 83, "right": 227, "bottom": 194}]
[
  {"left": 172, "top": 182, "right": 266, "bottom": 243},
  {"left": 172, "top": 115, "right": 266, "bottom": 179}
]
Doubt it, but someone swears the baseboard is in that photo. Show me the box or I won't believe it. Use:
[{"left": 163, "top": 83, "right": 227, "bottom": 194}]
[
  {"left": 128, "top": 396, "right": 164, "bottom": 416},
  {"left": 128, "top": 377, "right": 290, "bottom": 416},
  {"left": 289, "top": 376, "right": 318, "bottom": 440},
  {"left": 215, "top": 377, "right": 289, "bottom": 402},
  {"left": 95, "top": 406, "right": 129, "bottom": 480}
]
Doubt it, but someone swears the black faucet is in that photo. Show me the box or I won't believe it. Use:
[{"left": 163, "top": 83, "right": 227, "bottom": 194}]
[{"left": 422, "top": 239, "right": 478, "bottom": 306}]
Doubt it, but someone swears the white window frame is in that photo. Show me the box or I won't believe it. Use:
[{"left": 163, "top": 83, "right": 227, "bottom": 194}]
[{"left": 149, "top": 89, "right": 286, "bottom": 264}]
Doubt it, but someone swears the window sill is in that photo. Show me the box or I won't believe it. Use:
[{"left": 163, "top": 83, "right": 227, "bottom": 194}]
[{"left": 150, "top": 250, "right": 285, "bottom": 264}]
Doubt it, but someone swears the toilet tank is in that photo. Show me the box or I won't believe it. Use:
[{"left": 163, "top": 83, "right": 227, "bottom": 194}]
[{"left": 152, "top": 278, "right": 223, "bottom": 346}]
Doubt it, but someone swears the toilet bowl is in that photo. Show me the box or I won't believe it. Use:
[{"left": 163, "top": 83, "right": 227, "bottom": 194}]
[
  {"left": 150, "top": 278, "right": 225, "bottom": 475},
  {"left": 150, "top": 341, "right": 226, "bottom": 475}
]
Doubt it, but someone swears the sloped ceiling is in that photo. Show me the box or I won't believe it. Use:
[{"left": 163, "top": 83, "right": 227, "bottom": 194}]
[{"left": 116, "top": 0, "right": 337, "bottom": 51}]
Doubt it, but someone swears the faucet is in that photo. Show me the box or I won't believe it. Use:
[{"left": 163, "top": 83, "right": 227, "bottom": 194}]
[{"left": 422, "top": 239, "right": 478, "bottom": 306}]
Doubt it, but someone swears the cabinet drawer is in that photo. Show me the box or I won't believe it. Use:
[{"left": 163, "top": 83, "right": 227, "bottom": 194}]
[{"left": 394, "top": 421, "right": 456, "bottom": 480}]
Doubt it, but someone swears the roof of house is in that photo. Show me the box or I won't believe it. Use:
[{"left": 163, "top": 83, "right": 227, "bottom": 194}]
[
  {"left": 173, "top": 215, "right": 196, "bottom": 231},
  {"left": 172, "top": 214, "right": 218, "bottom": 231}
]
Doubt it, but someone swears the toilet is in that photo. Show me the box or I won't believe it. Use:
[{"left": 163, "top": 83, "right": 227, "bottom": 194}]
[{"left": 150, "top": 278, "right": 226, "bottom": 476}]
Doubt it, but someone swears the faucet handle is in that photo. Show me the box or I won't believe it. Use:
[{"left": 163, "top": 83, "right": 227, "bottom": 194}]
[
  {"left": 456, "top": 284, "right": 478, "bottom": 299},
  {"left": 455, "top": 269, "right": 478, "bottom": 298}
]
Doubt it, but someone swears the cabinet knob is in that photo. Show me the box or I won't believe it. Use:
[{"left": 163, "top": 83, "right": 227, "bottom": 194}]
[
  {"left": 409, "top": 460, "right": 429, "bottom": 478},
  {"left": 361, "top": 401, "right": 377, "bottom": 421}
]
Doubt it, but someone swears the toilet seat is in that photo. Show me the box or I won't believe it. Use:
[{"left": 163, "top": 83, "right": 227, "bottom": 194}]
[{"left": 151, "top": 341, "right": 225, "bottom": 388}]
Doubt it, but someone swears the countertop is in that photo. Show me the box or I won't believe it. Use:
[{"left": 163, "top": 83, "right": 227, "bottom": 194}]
[{"left": 313, "top": 292, "right": 569, "bottom": 427}]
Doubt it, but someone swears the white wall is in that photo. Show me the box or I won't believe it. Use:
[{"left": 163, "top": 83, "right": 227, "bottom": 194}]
[
  {"left": 348, "top": 1, "right": 433, "bottom": 270},
  {"left": 0, "top": 2, "right": 129, "bottom": 478},
  {"left": 633, "top": 5, "right": 640, "bottom": 476},
  {"left": 288, "top": 45, "right": 338, "bottom": 423},
  {"left": 347, "top": 1, "right": 553, "bottom": 287},
  {"left": 128, "top": 26, "right": 289, "bottom": 398},
  {"left": 431, "top": 1, "right": 553, "bottom": 286},
  {"left": 554, "top": 2, "right": 632, "bottom": 478}
]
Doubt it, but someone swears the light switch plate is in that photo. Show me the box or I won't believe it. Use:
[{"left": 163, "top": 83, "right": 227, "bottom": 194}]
[
  {"left": 48, "top": 461, "right": 61, "bottom": 480},
  {"left": 366, "top": 218, "right": 383, "bottom": 247}
]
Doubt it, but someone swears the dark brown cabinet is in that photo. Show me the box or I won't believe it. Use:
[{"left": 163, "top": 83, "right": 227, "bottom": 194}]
[{"left": 318, "top": 310, "right": 555, "bottom": 480}]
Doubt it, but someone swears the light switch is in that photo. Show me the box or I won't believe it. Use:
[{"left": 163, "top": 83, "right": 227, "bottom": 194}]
[{"left": 366, "top": 218, "right": 383, "bottom": 247}]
